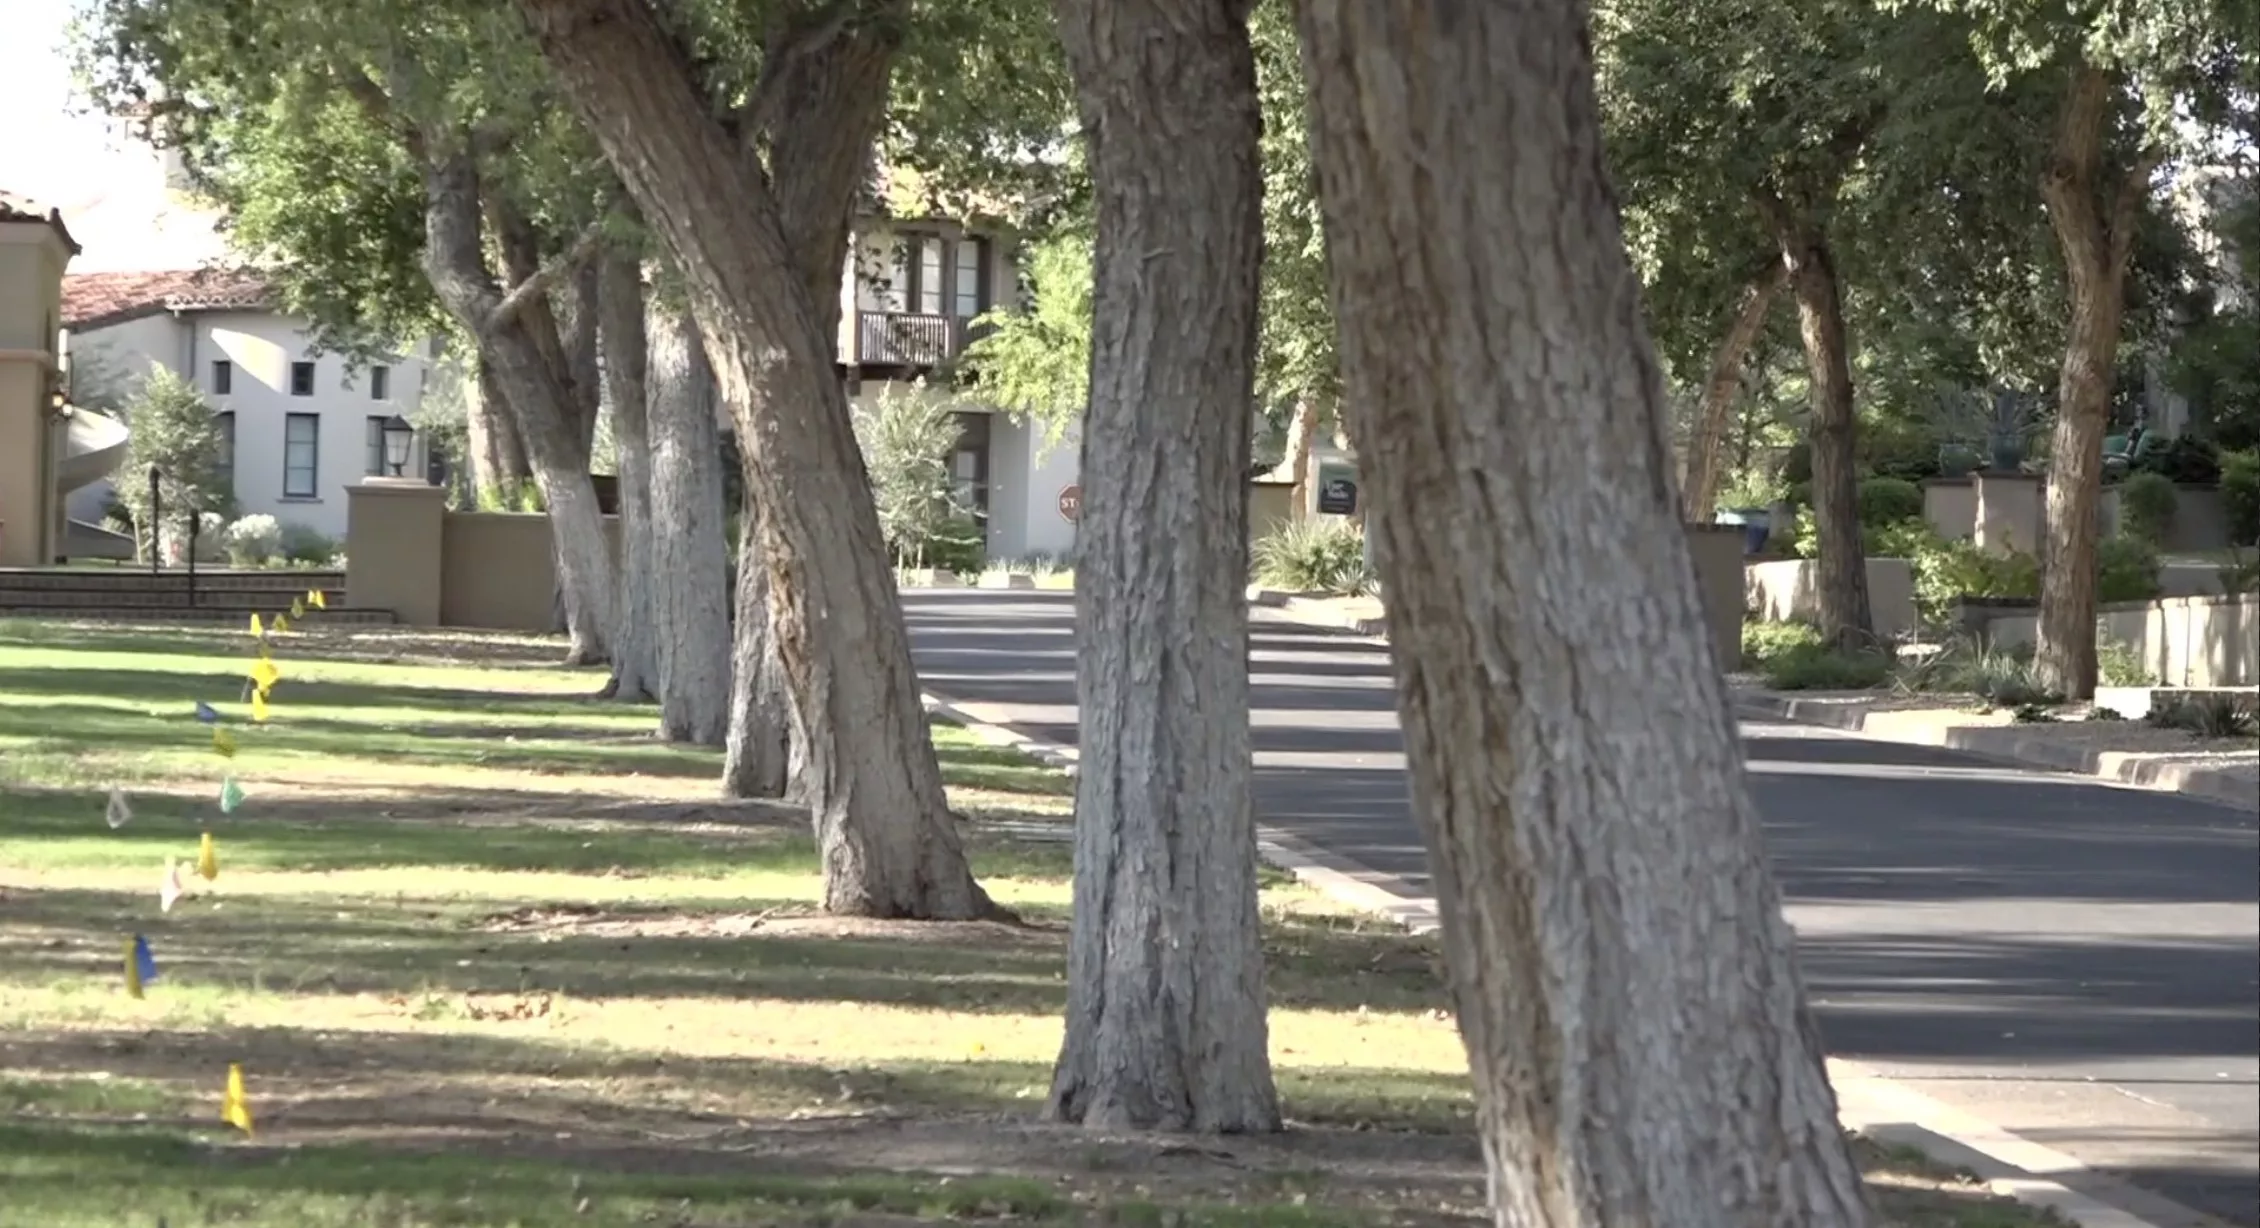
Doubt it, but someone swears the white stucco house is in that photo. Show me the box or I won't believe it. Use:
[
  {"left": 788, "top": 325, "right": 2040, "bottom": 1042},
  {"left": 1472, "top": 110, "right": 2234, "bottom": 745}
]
[
  {"left": 836, "top": 216, "right": 1084, "bottom": 561},
  {"left": 60, "top": 268, "right": 432, "bottom": 540}
]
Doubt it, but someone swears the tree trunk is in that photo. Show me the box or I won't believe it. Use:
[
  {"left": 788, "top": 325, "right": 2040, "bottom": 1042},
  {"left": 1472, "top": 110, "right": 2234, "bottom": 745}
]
[
  {"left": 598, "top": 248, "right": 658, "bottom": 701},
  {"left": 1047, "top": 0, "right": 1279, "bottom": 1134},
  {"left": 467, "top": 358, "right": 531, "bottom": 498},
  {"left": 1294, "top": 4, "right": 1871, "bottom": 1225},
  {"left": 2035, "top": 62, "right": 2152, "bottom": 701},
  {"left": 519, "top": 0, "right": 996, "bottom": 921},
  {"left": 646, "top": 293, "right": 734, "bottom": 744},
  {"left": 1768, "top": 206, "right": 1872, "bottom": 648},
  {"left": 723, "top": 510, "right": 800, "bottom": 796},
  {"left": 422, "top": 149, "right": 617, "bottom": 665},
  {"left": 1681, "top": 257, "right": 1786, "bottom": 520},
  {"left": 559, "top": 260, "right": 605, "bottom": 454},
  {"left": 1282, "top": 396, "right": 1321, "bottom": 517}
]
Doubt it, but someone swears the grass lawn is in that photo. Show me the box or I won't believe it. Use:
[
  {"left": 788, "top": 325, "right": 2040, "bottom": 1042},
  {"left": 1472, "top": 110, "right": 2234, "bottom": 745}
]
[{"left": 0, "top": 619, "right": 2064, "bottom": 1226}]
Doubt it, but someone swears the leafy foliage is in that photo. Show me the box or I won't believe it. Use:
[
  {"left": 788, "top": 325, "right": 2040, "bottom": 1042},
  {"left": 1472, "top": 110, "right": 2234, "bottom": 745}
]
[
  {"left": 2116, "top": 471, "right": 2177, "bottom": 544},
  {"left": 853, "top": 384, "right": 980, "bottom": 571},
  {"left": 1251, "top": 519, "right": 1370, "bottom": 594},
  {"left": 960, "top": 231, "right": 1091, "bottom": 441},
  {"left": 113, "top": 368, "right": 233, "bottom": 559},
  {"left": 2220, "top": 449, "right": 2260, "bottom": 545}
]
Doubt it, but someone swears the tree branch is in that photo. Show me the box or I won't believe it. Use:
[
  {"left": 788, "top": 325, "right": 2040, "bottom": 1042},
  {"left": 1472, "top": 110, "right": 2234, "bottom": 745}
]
[
  {"left": 740, "top": 0, "right": 869, "bottom": 137},
  {"left": 336, "top": 65, "right": 426, "bottom": 163},
  {"left": 487, "top": 218, "right": 609, "bottom": 334}
]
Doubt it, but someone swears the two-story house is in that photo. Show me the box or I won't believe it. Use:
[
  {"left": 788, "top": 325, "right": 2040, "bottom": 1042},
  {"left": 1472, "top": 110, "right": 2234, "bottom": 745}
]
[
  {"left": 61, "top": 268, "right": 433, "bottom": 540},
  {"left": 836, "top": 217, "right": 1081, "bottom": 562}
]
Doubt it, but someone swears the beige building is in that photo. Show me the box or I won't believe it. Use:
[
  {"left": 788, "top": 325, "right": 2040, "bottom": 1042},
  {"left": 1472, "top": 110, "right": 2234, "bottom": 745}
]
[{"left": 0, "top": 190, "right": 97, "bottom": 568}]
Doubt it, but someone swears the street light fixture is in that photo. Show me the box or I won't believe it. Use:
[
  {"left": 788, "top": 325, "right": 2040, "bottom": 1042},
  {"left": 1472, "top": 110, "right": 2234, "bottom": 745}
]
[{"left": 380, "top": 414, "right": 415, "bottom": 477}]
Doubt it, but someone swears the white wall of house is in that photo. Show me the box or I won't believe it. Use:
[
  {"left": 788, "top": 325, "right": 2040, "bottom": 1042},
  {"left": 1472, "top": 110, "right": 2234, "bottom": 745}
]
[
  {"left": 65, "top": 309, "right": 430, "bottom": 540},
  {"left": 836, "top": 223, "right": 1020, "bottom": 363}
]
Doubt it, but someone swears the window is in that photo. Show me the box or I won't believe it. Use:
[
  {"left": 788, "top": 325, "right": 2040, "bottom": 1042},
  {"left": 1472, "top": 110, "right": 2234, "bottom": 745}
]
[
  {"left": 369, "top": 364, "right": 390, "bottom": 401},
  {"left": 952, "top": 240, "right": 987, "bottom": 319},
  {"left": 210, "top": 360, "right": 232, "bottom": 395},
  {"left": 916, "top": 238, "right": 945, "bottom": 315},
  {"left": 283, "top": 413, "right": 319, "bottom": 497},
  {"left": 215, "top": 412, "right": 236, "bottom": 489},
  {"left": 365, "top": 415, "right": 392, "bottom": 476},
  {"left": 289, "top": 361, "right": 316, "bottom": 397}
]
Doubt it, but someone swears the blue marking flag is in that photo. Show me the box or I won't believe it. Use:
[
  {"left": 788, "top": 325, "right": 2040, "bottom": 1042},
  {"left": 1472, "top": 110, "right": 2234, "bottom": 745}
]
[
  {"left": 194, "top": 702, "right": 220, "bottom": 725},
  {"left": 133, "top": 935, "right": 159, "bottom": 986}
]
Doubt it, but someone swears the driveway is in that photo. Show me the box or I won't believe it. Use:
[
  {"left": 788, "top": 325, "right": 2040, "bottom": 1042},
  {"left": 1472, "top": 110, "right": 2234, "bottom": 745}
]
[{"left": 902, "top": 588, "right": 2260, "bottom": 1227}]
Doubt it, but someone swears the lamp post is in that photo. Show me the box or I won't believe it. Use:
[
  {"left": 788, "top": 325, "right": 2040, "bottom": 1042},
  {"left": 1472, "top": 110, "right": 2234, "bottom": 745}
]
[{"left": 380, "top": 414, "right": 415, "bottom": 478}]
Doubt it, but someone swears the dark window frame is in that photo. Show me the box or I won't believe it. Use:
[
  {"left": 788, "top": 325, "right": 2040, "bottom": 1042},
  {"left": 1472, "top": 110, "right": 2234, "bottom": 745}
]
[
  {"left": 211, "top": 359, "right": 233, "bottom": 396},
  {"left": 283, "top": 412, "right": 320, "bottom": 498},
  {"left": 289, "top": 360, "right": 316, "bottom": 397}
]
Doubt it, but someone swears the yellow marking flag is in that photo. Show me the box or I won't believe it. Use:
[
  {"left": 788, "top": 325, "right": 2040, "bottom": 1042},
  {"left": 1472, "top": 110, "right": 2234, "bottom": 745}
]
[
  {"left": 248, "top": 613, "right": 263, "bottom": 638},
  {"left": 250, "top": 690, "right": 270, "bottom": 724},
  {"left": 308, "top": 589, "right": 327, "bottom": 610},
  {"left": 196, "top": 831, "right": 219, "bottom": 882},
  {"left": 124, "top": 937, "right": 144, "bottom": 999},
  {"left": 273, "top": 614, "right": 291, "bottom": 635},
  {"left": 289, "top": 597, "right": 305, "bottom": 619},
  {"left": 212, "top": 726, "right": 237, "bottom": 759},
  {"left": 222, "top": 1064, "right": 254, "bottom": 1137},
  {"left": 249, "top": 658, "right": 281, "bottom": 695}
]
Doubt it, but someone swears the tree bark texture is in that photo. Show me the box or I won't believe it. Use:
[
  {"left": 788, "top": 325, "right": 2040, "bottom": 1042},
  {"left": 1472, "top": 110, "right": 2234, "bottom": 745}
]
[
  {"left": 467, "top": 358, "right": 532, "bottom": 496},
  {"left": 598, "top": 248, "right": 659, "bottom": 701},
  {"left": 2036, "top": 63, "right": 2151, "bottom": 701},
  {"left": 1765, "top": 206, "right": 1872, "bottom": 648},
  {"left": 1680, "top": 257, "right": 1786, "bottom": 520},
  {"left": 423, "top": 150, "right": 617, "bottom": 664},
  {"left": 559, "top": 260, "right": 606, "bottom": 455},
  {"left": 723, "top": 510, "right": 801, "bottom": 797},
  {"left": 645, "top": 294, "right": 734, "bottom": 745},
  {"left": 1294, "top": 4, "right": 1871, "bottom": 1225},
  {"left": 1048, "top": 0, "right": 1281, "bottom": 1134},
  {"left": 519, "top": 0, "right": 995, "bottom": 920}
]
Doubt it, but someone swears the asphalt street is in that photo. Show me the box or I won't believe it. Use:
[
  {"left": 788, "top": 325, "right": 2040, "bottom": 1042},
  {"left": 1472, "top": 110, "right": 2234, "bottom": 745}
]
[{"left": 901, "top": 587, "right": 2260, "bottom": 1227}]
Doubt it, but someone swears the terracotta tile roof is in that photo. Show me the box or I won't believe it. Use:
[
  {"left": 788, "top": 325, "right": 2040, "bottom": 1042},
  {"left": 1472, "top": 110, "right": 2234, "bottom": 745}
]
[
  {"left": 62, "top": 268, "right": 271, "bottom": 330},
  {"left": 0, "top": 189, "right": 82, "bottom": 254}
]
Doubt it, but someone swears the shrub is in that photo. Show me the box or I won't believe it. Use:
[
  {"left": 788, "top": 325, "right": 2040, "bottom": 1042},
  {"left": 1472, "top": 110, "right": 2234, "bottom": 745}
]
[
  {"left": 1857, "top": 477, "right": 1924, "bottom": 529},
  {"left": 278, "top": 523, "right": 338, "bottom": 566},
  {"left": 1253, "top": 518, "right": 1369, "bottom": 593},
  {"left": 2134, "top": 434, "right": 2221, "bottom": 486},
  {"left": 2220, "top": 449, "right": 2260, "bottom": 546},
  {"left": 223, "top": 514, "right": 283, "bottom": 566},
  {"left": 1761, "top": 641, "right": 1893, "bottom": 691},
  {"left": 2117, "top": 471, "right": 2177, "bottom": 545},
  {"left": 2095, "top": 534, "right": 2162, "bottom": 604},
  {"left": 853, "top": 382, "right": 981, "bottom": 572},
  {"left": 1740, "top": 619, "right": 1822, "bottom": 670},
  {"left": 2097, "top": 638, "right": 2154, "bottom": 686},
  {"left": 1909, "top": 536, "right": 2038, "bottom": 621},
  {"left": 1896, "top": 638, "right": 2060, "bottom": 706},
  {"left": 157, "top": 511, "right": 228, "bottom": 565}
]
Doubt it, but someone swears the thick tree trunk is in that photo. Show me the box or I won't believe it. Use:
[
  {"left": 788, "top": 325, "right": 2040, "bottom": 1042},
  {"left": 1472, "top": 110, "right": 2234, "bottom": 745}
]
[
  {"left": 646, "top": 295, "right": 734, "bottom": 744},
  {"left": 723, "top": 512, "right": 800, "bottom": 796},
  {"left": 2036, "top": 63, "right": 2152, "bottom": 701},
  {"left": 520, "top": 0, "right": 995, "bottom": 920},
  {"left": 598, "top": 249, "right": 659, "bottom": 701},
  {"left": 1681, "top": 257, "right": 1786, "bottom": 520},
  {"left": 1294, "top": 4, "right": 1871, "bottom": 1225},
  {"left": 467, "top": 358, "right": 531, "bottom": 498},
  {"left": 1768, "top": 208, "right": 1872, "bottom": 648},
  {"left": 1048, "top": 0, "right": 1279, "bottom": 1134},
  {"left": 422, "top": 150, "right": 617, "bottom": 665}
]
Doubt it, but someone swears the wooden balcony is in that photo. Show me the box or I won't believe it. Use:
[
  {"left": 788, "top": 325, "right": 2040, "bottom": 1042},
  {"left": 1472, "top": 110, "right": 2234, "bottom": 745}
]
[{"left": 852, "top": 311, "right": 995, "bottom": 367}]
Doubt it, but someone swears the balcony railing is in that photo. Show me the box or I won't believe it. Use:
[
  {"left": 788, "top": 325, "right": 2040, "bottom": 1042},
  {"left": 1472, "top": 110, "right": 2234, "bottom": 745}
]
[{"left": 853, "top": 311, "right": 997, "bottom": 367}]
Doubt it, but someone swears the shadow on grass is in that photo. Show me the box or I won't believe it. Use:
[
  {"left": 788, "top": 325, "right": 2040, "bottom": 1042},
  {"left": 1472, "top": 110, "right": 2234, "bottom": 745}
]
[
  {"left": 0, "top": 621, "right": 578, "bottom": 669},
  {"left": 1, "top": 878, "right": 1440, "bottom": 1017}
]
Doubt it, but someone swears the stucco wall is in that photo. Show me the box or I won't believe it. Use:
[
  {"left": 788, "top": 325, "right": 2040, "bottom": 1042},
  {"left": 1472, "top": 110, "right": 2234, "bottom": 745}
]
[{"left": 66, "top": 310, "right": 430, "bottom": 540}]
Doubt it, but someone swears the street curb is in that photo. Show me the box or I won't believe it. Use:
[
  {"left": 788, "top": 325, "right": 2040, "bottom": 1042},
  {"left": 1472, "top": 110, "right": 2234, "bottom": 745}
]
[
  {"left": 1736, "top": 691, "right": 2260, "bottom": 811},
  {"left": 1247, "top": 587, "right": 1390, "bottom": 638},
  {"left": 919, "top": 689, "right": 2197, "bottom": 1228}
]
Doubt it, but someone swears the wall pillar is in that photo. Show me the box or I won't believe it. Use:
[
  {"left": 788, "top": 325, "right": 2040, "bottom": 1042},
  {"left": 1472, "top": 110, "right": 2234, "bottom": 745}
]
[
  {"left": 1973, "top": 472, "right": 2045, "bottom": 556},
  {"left": 346, "top": 478, "right": 446, "bottom": 625}
]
